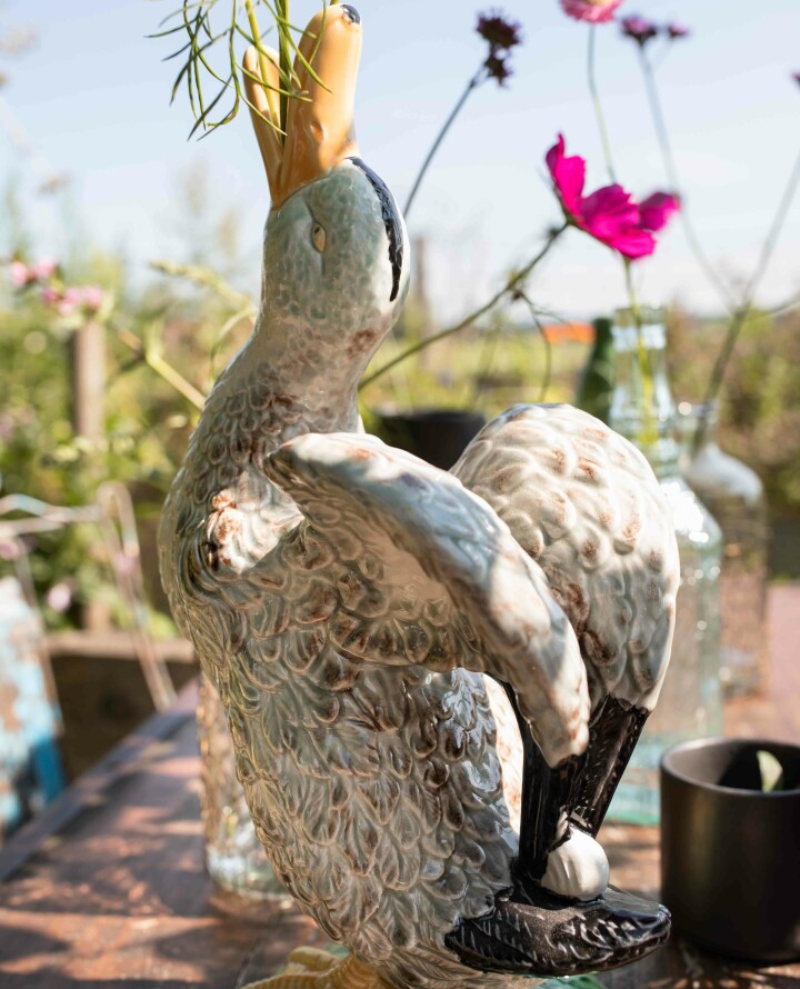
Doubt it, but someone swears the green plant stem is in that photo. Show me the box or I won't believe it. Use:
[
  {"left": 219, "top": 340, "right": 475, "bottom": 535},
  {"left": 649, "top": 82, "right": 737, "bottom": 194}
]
[
  {"left": 623, "top": 260, "right": 658, "bottom": 447},
  {"left": 359, "top": 225, "right": 567, "bottom": 390},
  {"left": 637, "top": 45, "right": 734, "bottom": 309},
  {"left": 118, "top": 329, "right": 207, "bottom": 410},
  {"left": 244, "top": 0, "right": 281, "bottom": 125},
  {"left": 636, "top": 45, "right": 800, "bottom": 450},
  {"left": 403, "top": 67, "right": 485, "bottom": 218},
  {"left": 468, "top": 314, "right": 504, "bottom": 407},
  {"left": 587, "top": 26, "right": 617, "bottom": 184},
  {"left": 278, "top": 0, "right": 291, "bottom": 137},
  {"left": 696, "top": 142, "right": 800, "bottom": 448},
  {"left": 587, "top": 21, "right": 655, "bottom": 441},
  {"left": 149, "top": 259, "right": 253, "bottom": 309},
  {"left": 516, "top": 290, "right": 552, "bottom": 402}
]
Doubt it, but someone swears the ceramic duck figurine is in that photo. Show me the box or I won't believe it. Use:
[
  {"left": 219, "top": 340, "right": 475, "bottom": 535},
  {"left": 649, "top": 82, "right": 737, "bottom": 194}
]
[{"left": 159, "top": 7, "right": 680, "bottom": 987}]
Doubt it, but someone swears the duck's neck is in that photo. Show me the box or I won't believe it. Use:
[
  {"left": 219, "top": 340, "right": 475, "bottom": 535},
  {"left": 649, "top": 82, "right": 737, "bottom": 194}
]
[
  {"left": 250, "top": 309, "right": 369, "bottom": 432},
  {"left": 214, "top": 314, "right": 363, "bottom": 444}
]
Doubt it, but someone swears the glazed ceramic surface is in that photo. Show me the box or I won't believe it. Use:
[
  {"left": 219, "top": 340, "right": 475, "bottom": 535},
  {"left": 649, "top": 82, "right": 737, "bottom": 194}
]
[{"left": 159, "top": 7, "right": 679, "bottom": 987}]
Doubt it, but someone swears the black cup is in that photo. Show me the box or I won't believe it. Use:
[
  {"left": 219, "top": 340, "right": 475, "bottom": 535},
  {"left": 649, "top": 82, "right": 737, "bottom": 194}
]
[{"left": 661, "top": 737, "right": 800, "bottom": 963}]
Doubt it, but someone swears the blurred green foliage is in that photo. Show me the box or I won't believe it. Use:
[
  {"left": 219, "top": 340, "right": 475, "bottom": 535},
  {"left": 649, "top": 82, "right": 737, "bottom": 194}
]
[
  {"left": 667, "top": 305, "right": 800, "bottom": 517},
  {"left": 0, "top": 178, "right": 254, "bottom": 630},
  {"left": 2, "top": 175, "right": 798, "bottom": 631}
]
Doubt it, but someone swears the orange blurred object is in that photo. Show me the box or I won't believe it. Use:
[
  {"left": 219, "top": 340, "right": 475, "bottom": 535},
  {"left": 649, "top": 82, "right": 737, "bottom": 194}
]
[{"left": 539, "top": 321, "right": 595, "bottom": 345}]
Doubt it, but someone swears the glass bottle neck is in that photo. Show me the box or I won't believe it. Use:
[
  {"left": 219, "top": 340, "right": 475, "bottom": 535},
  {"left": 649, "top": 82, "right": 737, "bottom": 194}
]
[
  {"left": 678, "top": 401, "right": 719, "bottom": 457},
  {"left": 608, "top": 317, "right": 681, "bottom": 478}
]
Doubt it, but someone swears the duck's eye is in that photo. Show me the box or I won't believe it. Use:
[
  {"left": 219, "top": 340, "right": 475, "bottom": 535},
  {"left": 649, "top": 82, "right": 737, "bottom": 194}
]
[{"left": 311, "top": 223, "right": 327, "bottom": 253}]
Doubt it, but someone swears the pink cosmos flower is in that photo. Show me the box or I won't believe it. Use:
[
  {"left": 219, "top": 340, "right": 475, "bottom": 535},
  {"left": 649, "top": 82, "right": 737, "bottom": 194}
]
[
  {"left": 621, "top": 15, "right": 658, "bottom": 44},
  {"left": 46, "top": 582, "right": 73, "bottom": 613},
  {"left": 41, "top": 283, "right": 105, "bottom": 316},
  {"left": 80, "top": 286, "right": 105, "bottom": 312},
  {"left": 0, "top": 539, "right": 22, "bottom": 562},
  {"left": 560, "top": 0, "right": 624, "bottom": 24},
  {"left": 9, "top": 260, "right": 31, "bottom": 288},
  {"left": 41, "top": 286, "right": 63, "bottom": 308},
  {"left": 57, "top": 287, "right": 83, "bottom": 316},
  {"left": 546, "top": 134, "right": 656, "bottom": 259},
  {"left": 639, "top": 192, "right": 681, "bottom": 232},
  {"left": 31, "top": 257, "right": 58, "bottom": 281}
]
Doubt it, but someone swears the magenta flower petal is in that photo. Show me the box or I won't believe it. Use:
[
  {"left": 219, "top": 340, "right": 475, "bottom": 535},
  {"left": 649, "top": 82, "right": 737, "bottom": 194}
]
[
  {"left": 560, "top": 0, "right": 624, "bottom": 24},
  {"left": 544, "top": 136, "right": 660, "bottom": 260},
  {"left": 581, "top": 183, "right": 639, "bottom": 235},
  {"left": 546, "top": 134, "right": 586, "bottom": 218},
  {"left": 604, "top": 228, "right": 656, "bottom": 259},
  {"left": 639, "top": 192, "right": 680, "bottom": 232}
]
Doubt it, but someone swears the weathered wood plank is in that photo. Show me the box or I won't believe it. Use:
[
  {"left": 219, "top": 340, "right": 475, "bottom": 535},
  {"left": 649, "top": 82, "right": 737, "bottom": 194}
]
[{"left": 46, "top": 631, "right": 195, "bottom": 664}]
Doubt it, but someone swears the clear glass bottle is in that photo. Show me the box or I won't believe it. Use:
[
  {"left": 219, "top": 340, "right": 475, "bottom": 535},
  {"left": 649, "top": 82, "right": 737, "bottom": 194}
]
[
  {"left": 607, "top": 308, "right": 723, "bottom": 825},
  {"left": 197, "top": 674, "right": 289, "bottom": 901},
  {"left": 679, "top": 402, "right": 769, "bottom": 696}
]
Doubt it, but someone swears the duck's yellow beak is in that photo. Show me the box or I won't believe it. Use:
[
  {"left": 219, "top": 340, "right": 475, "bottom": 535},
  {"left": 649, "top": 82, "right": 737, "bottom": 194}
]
[{"left": 244, "top": 5, "right": 362, "bottom": 209}]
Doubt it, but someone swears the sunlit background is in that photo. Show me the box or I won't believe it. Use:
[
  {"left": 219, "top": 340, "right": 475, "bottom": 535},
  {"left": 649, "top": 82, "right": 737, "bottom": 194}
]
[
  {"left": 2, "top": 0, "right": 798, "bottom": 319},
  {"left": 0, "top": 0, "right": 798, "bottom": 883}
]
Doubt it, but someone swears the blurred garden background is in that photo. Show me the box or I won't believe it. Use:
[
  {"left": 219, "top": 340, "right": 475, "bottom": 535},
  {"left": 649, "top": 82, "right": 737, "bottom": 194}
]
[{"left": 0, "top": 1, "right": 798, "bottom": 789}]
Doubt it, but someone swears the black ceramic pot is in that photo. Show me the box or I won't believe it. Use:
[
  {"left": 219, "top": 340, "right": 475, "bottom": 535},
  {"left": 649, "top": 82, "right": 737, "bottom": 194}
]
[
  {"left": 661, "top": 737, "right": 800, "bottom": 963},
  {"left": 375, "top": 409, "right": 486, "bottom": 471}
]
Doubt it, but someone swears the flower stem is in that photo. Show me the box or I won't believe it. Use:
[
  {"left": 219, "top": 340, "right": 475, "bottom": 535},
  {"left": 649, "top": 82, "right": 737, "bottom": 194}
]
[
  {"left": 516, "top": 290, "right": 552, "bottom": 402},
  {"left": 587, "top": 26, "right": 617, "bottom": 184},
  {"left": 244, "top": 0, "right": 281, "bottom": 127},
  {"left": 637, "top": 45, "right": 734, "bottom": 308},
  {"left": 278, "top": 0, "right": 291, "bottom": 138},
  {"left": 623, "top": 260, "right": 658, "bottom": 447},
  {"left": 359, "top": 225, "right": 567, "bottom": 390},
  {"left": 635, "top": 46, "right": 800, "bottom": 451},
  {"left": 697, "top": 141, "right": 800, "bottom": 447},
  {"left": 117, "top": 329, "right": 206, "bottom": 410},
  {"left": 403, "top": 67, "right": 485, "bottom": 218}
]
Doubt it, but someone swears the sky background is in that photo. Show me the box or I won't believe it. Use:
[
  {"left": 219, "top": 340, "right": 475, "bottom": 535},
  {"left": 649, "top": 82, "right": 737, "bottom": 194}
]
[{"left": 1, "top": 0, "right": 798, "bottom": 322}]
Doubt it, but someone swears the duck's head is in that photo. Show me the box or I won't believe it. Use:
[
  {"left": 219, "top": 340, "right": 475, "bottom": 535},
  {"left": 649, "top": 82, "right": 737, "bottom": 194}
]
[{"left": 244, "top": 6, "right": 409, "bottom": 385}]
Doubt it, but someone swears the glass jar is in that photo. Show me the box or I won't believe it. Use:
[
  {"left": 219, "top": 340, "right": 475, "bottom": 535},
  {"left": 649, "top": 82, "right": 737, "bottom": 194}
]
[
  {"left": 607, "top": 308, "right": 723, "bottom": 825},
  {"left": 197, "top": 674, "right": 289, "bottom": 901},
  {"left": 679, "top": 402, "right": 769, "bottom": 696}
]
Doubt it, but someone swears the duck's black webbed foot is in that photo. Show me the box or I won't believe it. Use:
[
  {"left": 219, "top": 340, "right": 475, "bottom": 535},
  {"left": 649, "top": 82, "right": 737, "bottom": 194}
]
[{"left": 444, "top": 882, "right": 670, "bottom": 979}]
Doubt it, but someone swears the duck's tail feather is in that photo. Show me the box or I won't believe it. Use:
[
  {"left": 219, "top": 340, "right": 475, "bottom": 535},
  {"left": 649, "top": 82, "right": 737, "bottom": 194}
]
[
  {"left": 501, "top": 683, "right": 585, "bottom": 881},
  {"left": 569, "top": 695, "right": 650, "bottom": 836},
  {"left": 503, "top": 682, "right": 651, "bottom": 883}
]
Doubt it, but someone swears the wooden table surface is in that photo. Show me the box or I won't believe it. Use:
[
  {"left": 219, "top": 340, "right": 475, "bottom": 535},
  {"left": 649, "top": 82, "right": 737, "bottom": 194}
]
[{"left": 1, "top": 586, "right": 798, "bottom": 989}]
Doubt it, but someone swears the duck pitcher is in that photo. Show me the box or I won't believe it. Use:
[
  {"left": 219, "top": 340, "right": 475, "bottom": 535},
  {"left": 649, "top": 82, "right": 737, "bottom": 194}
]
[{"left": 159, "top": 6, "right": 680, "bottom": 987}]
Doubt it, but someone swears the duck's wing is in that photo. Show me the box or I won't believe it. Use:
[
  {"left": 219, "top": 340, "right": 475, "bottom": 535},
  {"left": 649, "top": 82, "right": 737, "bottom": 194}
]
[
  {"left": 452, "top": 404, "right": 680, "bottom": 835},
  {"left": 452, "top": 404, "right": 679, "bottom": 713},
  {"left": 264, "top": 431, "right": 589, "bottom": 769}
]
